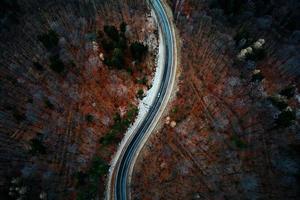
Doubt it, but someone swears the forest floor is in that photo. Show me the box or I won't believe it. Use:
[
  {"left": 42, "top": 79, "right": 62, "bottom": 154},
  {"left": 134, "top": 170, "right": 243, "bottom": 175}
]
[
  {"left": 132, "top": 0, "right": 300, "bottom": 199},
  {"left": 0, "top": 0, "right": 158, "bottom": 199}
]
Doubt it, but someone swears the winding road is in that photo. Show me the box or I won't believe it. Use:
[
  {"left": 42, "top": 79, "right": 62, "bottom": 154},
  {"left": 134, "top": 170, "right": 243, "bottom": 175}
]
[{"left": 108, "top": 0, "right": 177, "bottom": 199}]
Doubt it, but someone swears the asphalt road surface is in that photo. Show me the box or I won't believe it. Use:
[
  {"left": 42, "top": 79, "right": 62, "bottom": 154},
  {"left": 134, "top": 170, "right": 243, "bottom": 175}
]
[{"left": 114, "top": 0, "right": 175, "bottom": 199}]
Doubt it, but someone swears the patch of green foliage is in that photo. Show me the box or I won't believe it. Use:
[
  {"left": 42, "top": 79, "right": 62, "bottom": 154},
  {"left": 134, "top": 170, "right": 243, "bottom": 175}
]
[
  {"left": 137, "top": 89, "right": 144, "bottom": 99},
  {"left": 44, "top": 99, "right": 55, "bottom": 110},
  {"left": 89, "top": 157, "right": 109, "bottom": 178},
  {"left": 126, "top": 106, "right": 139, "bottom": 122},
  {"left": 120, "top": 22, "right": 127, "bottom": 33},
  {"left": 13, "top": 110, "right": 26, "bottom": 122},
  {"left": 27, "top": 98, "right": 33, "bottom": 104},
  {"left": 253, "top": 0, "right": 272, "bottom": 16},
  {"left": 104, "top": 48, "right": 124, "bottom": 69},
  {"left": 116, "top": 35, "right": 127, "bottom": 50},
  {"left": 251, "top": 72, "right": 264, "bottom": 82},
  {"left": 284, "top": 11, "right": 299, "bottom": 32},
  {"left": 210, "top": 0, "right": 246, "bottom": 15},
  {"left": 137, "top": 77, "right": 147, "bottom": 85},
  {"left": 101, "top": 39, "right": 114, "bottom": 52},
  {"left": 99, "top": 130, "right": 117, "bottom": 146},
  {"left": 75, "top": 171, "right": 87, "bottom": 186},
  {"left": 85, "top": 32, "right": 97, "bottom": 41},
  {"left": 29, "top": 138, "right": 46, "bottom": 155},
  {"left": 0, "top": 0, "right": 21, "bottom": 24},
  {"left": 246, "top": 48, "right": 266, "bottom": 61},
  {"left": 113, "top": 112, "right": 122, "bottom": 122},
  {"left": 77, "top": 187, "right": 97, "bottom": 200},
  {"left": 33, "top": 62, "right": 44, "bottom": 71},
  {"left": 86, "top": 114, "right": 94, "bottom": 123},
  {"left": 101, "top": 22, "right": 148, "bottom": 69},
  {"left": 101, "top": 23, "right": 128, "bottom": 69},
  {"left": 234, "top": 26, "right": 253, "bottom": 47},
  {"left": 231, "top": 135, "right": 247, "bottom": 149},
  {"left": 49, "top": 55, "right": 65, "bottom": 73},
  {"left": 280, "top": 85, "right": 296, "bottom": 99},
  {"left": 130, "top": 42, "right": 148, "bottom": 62},
  {"left": 76, "top": 157, "right": 109, "bottom": 200},
  {"left": 268, "top": 96, "right": 288, "bottom": 111},
  {"left": 38, "top": 29, "right": 59, "bottom": 50},
  {"left": 104, "top": 25, "right": 119, "bottom": 41},
  {"left": 0, "top": 0, "right": 20, "bottom": 14},
  {"left": 234, "top": 27, "right": 250, "bottom": 41},
  {"left": 275, "top": 109, "right": 296, "bottom": 128},
  {"left": 172, "top": 106, "right": 178, "bottom": 113},
  {"left": 100, "top": 106, "right": 138, "bottom": 145}
]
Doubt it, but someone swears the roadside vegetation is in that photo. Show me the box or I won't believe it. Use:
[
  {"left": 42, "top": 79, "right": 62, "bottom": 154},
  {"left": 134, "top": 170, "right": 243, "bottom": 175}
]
[
  {"left": 100, "top": 23, "right": 148, "bottom": 71},
  {"left": 76, "top": 157, "right": 109, "bottom": 200},
  {"left": 100, "top": 105, "right": 138, "bottom": 145},
  {"left": 75, "top": 105, "right": 138, "bottom": 200}
]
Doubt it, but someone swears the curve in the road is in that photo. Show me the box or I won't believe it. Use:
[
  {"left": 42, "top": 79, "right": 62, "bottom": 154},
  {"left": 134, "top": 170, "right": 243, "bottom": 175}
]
[{"left": 113, "top": 0, "right": 175, "bottom": 199}]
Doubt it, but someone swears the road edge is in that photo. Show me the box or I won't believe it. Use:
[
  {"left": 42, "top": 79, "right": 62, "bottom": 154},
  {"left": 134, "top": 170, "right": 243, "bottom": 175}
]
[
  {"left": 127, "top": 1, "right": 180, "bottom": 199},
  {"left": 106, "top": 0, "right": 180, "bottom": 199}
]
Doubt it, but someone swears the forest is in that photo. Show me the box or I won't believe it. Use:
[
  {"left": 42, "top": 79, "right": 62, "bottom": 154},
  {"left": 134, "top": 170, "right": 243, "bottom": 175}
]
[
  {"left": 0, "top": 0, "right": 157, "bottom": 199},
  {"left": 132, "top": 0, "right": 299, "bottom": 199}
]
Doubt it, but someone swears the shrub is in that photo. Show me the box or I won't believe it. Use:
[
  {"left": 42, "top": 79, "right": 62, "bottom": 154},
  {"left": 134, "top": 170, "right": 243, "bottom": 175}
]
[
  {"left": 29, "top": 138, "right": 46, "bottom": 155},
  {"left": 113, "top": 113, "right": 122, "bottom": 123},
  {"left": 101, "top": 39, "right": 114, "bottom": 52},
  {"left": 96, "top": 30, "right": 104, "bottom": 39},
  {"left": 49, "top": 55, "right": 65, "bottom": 73},
  {"left": 137, "top": 77, "right": 147, "bottom": 85},
  {"left": 104, "top": 25, "right": 119, "bottom": 41},
  {"left": 126, "top": 106, "right": 138, "bottom": 122},
  {"left": 280, "top": 85, "right": 296, "bottom": 99},
  {"left": 100, "top": 106, "right": 138, "bottom": 145},
  {"left": 77, "top": 189, "right": 96, "bottom": 200},
  {"left": 89, "top": 157, "right": 109, "bottom": 178},
  {"left": 99, "top": 131, "right": 116, "bottom": 145},
  {"left": 0, "top": 0, "right": 21, "bottom": 16},
  {"left": 251, "top": 72, "right": 264, "bottom": 82},
  {"left": 126, "top": 67, "right": 133, "bottom": 75},
  {"left": 137, "top": 89, "right": 144, "bottom": 99},
  {"left": 101, "top": 24, "right": 127, "bottom": 52},
  {"left": 75, "top": 171, "right": 88, "bottom": 187},
  {"left": 86, "top": 114, "right": 94, "bottom": 123},
  {"left": 38, "top": 29, "right": 59, "bottom": 50},
  {"left": 120, "top": 22, "right": 127, "bottom": 33},
  {"left": 268, "top": 95, "right": 288, "bottom": 111},
  {"left": 253, "top": 0, "right": 271, "bottom": 16},
  {"left": 111, "top": 48, "right": 124, "bottom": 68},
  {"left": 231, "top": 135, "right": 247, "bottom": 149},
  {"left": 285, "top": 12, "right": 300, "bottom": 32},
  {"left": 172, "top": 106, "right": 178, "bottom": 113},
  {"left": 13, "top": 110, "right": 26, "bottom": 122},
  {"left": 116, "top": 35, "right": 127, "bottom": 50},
  {"left": 234, "top": 27, "right": 252, "bottom": 47},
  {"left": 130, "top": 42, "right": 148, "bottom": 61},
  {"left": 27, "top": 98, "right": 33, "bottom": 104},
  {"left": 33, "top": 62, "right": 44, "bottom": 71},
  {"left": 76, "top": 157, "right": 109, "bottom": 200},
  {"left": 209, "top": 0, "right": 246, "bottom": 16},
  {"left": 275, "top": 109, "right": 296, "bottom": 128},
  {"left": 44, "top": 99, "right": 55, "bottom": 110},
  {"left": 104, "top": 48, "right": 124, "bottom": 68},
  {"left": 0, "top": 0, "right": 21, "bottom": 25},
  {"left": 246, "top": 48, "right": 266, "bottom": 61}
]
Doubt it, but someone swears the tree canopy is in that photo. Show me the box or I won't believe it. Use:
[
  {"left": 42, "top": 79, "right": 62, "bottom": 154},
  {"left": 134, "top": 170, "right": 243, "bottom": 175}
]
[{"left": 130, "top": 42, "right": 148, "bottom": 62}]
